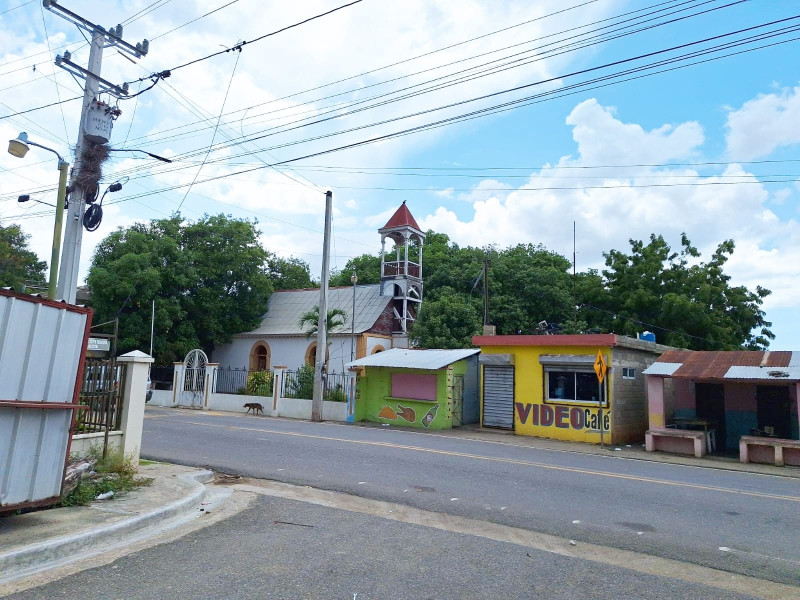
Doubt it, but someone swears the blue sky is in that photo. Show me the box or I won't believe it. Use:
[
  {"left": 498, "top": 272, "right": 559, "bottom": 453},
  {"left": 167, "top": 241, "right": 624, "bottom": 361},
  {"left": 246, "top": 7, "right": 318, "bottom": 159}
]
[{"left": 0, "top": 0, "right": 798, "bottom": 347}]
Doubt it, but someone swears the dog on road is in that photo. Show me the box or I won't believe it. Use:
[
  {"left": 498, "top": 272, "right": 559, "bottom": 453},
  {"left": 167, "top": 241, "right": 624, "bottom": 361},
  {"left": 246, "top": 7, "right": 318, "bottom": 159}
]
[{"left": 244, "top": 402, "right": 264, "bottom": 415}]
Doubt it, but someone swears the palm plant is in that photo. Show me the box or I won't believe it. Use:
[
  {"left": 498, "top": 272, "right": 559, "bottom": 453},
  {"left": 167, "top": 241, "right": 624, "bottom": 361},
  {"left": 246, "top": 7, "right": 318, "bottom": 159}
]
[{"left": 298, "top": 305, "right": 348, "bottom": 338}]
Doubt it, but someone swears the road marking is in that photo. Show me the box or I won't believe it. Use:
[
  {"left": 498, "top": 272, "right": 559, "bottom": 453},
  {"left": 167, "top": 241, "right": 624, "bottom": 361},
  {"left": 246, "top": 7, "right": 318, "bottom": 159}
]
[
  {"left": 148, "top": 417, "right": 800, "bottom": 504},
  {"left": 144, "top": 407, "right": 800, "bottom": 481},
  {"left": 232, "top": 479, "right": 800, "bottom": 600}
]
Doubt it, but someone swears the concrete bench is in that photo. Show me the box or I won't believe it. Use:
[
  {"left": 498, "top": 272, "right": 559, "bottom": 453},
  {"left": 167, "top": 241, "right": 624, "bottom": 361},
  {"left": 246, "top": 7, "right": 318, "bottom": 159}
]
[
  {"left": 739, "top": 436, "right": 800, "bottom": 467},
  {"left": 645, "top": 428, "right": 706, "bottom": 458}
]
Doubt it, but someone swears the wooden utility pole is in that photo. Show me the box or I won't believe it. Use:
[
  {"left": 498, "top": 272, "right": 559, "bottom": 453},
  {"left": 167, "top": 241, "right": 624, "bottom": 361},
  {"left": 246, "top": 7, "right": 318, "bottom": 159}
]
[{"left": 312, "top": 191, "right": 333, "bottom": 422}]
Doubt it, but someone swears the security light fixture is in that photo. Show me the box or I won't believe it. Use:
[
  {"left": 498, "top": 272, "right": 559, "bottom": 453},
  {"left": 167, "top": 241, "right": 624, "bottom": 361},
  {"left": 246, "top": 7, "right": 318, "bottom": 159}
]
[
  {"left": 8, "top": 132, "right": 30, "bottom": 158},
  {"left": 17, "top": 194, "right": 30, "bottom": 203}
]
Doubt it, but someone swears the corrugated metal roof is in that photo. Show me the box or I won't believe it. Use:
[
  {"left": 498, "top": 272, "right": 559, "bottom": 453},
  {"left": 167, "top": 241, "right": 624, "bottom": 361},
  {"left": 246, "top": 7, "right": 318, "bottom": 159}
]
[
  {"left": 724, "top": 366, "right": 800, "bottom": 381},
  {"left": 642, "top": 362, "right": 683, "bottom": 376},
  {"left": 648, "top": 350, "right": 800, "bottom": 381},
  {"left": 239, "top": 284, "right": 391, "bottom": 337},
  {"left": 347, "top": 348, "right": 480, "bottom": 370}
]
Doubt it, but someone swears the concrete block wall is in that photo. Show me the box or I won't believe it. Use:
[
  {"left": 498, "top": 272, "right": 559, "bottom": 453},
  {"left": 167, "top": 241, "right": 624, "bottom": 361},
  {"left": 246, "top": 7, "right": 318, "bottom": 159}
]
[{"left": 611, "top": 347, "right": 664, "bottom": 444}]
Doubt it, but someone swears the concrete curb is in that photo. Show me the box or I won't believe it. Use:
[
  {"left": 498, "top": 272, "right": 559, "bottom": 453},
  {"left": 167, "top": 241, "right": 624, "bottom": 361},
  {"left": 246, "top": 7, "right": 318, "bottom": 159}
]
[{"left": 0, "top": 469, "right": 215, "bottom": 584}]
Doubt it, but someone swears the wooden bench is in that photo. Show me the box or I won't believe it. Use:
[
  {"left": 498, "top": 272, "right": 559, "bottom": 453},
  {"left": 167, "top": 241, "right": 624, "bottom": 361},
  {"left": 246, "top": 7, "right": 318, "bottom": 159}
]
[
  {"left": 739, "top": 436, "right": 800, "bottom": 467},
  {"left": 645, "top": 428, "right": 706, "bottom": 458}
]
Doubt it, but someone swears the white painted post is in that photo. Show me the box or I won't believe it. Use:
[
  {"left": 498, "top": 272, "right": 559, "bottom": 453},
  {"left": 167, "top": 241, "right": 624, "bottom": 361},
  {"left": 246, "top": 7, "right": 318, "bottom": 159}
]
[
  {"left": 118, "top": 350, "right": 154, "bottom": 463},
  {"left": 172, "top": 361, "right": 183, "bottom": 407},
  {"left": 272, "top": 366, "right": 286, "bottom": 417},
  {"left": 204, "top": 363, "right": 218, "bottom": 409}
]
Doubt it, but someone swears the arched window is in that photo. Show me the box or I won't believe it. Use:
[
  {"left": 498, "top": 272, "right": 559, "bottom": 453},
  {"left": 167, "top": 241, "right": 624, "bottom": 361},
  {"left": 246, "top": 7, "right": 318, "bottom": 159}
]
[
  {"left": 249, "top": 342, "right": 270, "bottom": 371},
  {"left": 305, "top": 342, "right": 330, "bottom": 367},
  {"left": 371, "top": 345, "right": 386, "bottom": 354}
]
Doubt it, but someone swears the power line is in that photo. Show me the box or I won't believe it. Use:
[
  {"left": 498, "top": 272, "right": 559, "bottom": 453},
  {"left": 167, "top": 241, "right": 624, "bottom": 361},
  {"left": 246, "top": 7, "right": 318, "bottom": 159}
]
[
  {"left": 128, "top": 0, "right": 368, "bottom": 83},
  {"left": 101, "top": 16, "right": 800, "bottom": 185},
  {"left": 124, "top": 0, "right": 713, "bottom": 151},
  {"left": 0, "top": 96, "right": 82, "bottom": 120},
  {"left": 177, "top": 48, "right": 242, "bottom": 211},
  {"left": 151, "top": 0, "right": 241, "bottom": 41},
  {"left": 0, "top": 0, "right": 34, "bottom": 17},
  {"left": 39, "top": 3, "right": 71, "bottom": 145}
]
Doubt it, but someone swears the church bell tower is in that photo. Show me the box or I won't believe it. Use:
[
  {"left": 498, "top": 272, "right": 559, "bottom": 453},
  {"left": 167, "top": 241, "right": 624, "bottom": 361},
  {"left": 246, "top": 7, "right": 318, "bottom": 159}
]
[{"left": 379, "top": 201, "right": 425, "bottom": 341}]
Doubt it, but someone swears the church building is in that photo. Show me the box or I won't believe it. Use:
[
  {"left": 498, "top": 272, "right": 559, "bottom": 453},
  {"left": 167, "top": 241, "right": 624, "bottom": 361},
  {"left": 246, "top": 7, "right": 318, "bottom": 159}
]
[{"left": 212, "top": 202, "right": 425, "bottom": 374}]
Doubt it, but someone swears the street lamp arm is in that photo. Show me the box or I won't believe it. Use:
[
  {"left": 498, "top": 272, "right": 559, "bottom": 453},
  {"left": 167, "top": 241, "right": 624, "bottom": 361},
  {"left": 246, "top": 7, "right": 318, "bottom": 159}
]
[{"left": 26, "top": 139, "right": 66, "bottom": 165}]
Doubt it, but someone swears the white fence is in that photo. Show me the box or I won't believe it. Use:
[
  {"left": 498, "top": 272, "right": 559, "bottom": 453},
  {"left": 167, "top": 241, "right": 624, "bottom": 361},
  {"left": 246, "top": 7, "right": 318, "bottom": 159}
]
[{"left": 148, "top": 366, "right": 354, "bottom": 422}]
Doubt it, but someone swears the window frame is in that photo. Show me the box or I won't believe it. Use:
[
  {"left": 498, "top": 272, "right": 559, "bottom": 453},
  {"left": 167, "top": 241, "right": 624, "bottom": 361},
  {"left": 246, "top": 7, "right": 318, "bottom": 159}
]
[
  {"left": 543, "top": 367, "right": 608, "bottom": 407},
  {"left": 622, "top": 367, "right": 636, "bottom": 380}
]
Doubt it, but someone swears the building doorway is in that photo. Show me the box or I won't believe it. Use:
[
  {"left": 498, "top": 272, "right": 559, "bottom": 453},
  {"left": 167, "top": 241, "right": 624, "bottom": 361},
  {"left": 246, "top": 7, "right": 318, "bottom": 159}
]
[
  {"left": 695, "top": 383, "right": 726, "bottom": 451},
  {"left": 756, "top": 386, "right": 792, "bottom": 439}
]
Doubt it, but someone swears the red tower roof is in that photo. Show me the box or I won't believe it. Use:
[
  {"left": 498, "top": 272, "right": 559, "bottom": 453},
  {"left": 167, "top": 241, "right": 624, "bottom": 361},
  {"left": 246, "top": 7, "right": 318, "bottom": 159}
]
[{"left": 381, "top": 201, "right": 421, "bottom": 231}]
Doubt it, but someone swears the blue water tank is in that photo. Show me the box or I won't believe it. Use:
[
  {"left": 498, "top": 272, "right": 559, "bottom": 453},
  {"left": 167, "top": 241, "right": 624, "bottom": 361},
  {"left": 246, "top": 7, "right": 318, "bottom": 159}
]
[{"left": 639, "top": 331, "right": 656, "bottom": 342}]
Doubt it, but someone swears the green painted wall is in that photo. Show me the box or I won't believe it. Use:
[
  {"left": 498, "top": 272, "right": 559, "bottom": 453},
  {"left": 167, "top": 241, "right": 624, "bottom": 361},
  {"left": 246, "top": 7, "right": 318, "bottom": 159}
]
[{"left": 355, "top": 363, "right": 468, "bottom": 429}]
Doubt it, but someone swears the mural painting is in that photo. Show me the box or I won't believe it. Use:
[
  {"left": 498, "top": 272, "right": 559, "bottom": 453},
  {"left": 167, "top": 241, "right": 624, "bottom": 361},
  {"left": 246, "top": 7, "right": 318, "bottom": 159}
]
[{"left": 376, "top": 403, "right": 437, "bottom": 426}]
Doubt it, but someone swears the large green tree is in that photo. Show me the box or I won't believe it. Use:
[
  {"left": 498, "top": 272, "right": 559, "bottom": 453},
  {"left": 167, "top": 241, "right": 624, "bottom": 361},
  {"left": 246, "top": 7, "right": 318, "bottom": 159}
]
[
  {"left": 0, "top": 224, "right": 46, "bottom": 290},
  {"left": 267, "top": 255, "right": 313, "bottom": 290},
  {"left": 329, "top": 253, "right": 382, "bottom": 287},
  {"left": 410, "top": 287, "right": 482, "bottom": 349},
  {"left": 579, "top": 234, "right": 773, "bottom": 349},
  {"left": 87, "top": 214, "right": 274, "bottom": 363}
]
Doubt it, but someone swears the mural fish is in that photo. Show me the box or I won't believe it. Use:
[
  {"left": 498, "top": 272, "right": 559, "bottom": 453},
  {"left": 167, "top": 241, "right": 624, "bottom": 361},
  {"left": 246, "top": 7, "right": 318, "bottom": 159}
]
[
  {"left": 378, "top": 405, "right": 397, "bottom": 420},
  {"left": 396, "top": 405, "right": 416, "bottom": 423},
  {"left": 422, "top": 404, "right": 438, "bottom": 427}
]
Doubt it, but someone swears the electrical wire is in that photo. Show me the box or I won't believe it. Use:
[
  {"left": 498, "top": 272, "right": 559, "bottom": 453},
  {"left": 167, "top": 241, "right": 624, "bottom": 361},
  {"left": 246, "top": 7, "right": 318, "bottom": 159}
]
[
  {"left": 127, "top": 0, "right": 368, "bottom": 83},
  {"left": 99, "top": 16, "right": 800, "bottom": 185},
  {"left": 0, "top": 96, "right": 82, "bottom": 120},
  {"left": 0, "top": 0, "right": 35, "bottom": 17},
  {"left": 39, "top": 3, "right": 71, "bottom": 145},
  {"left": 151, "top": 0, "right": 241, "bottom": 41},
  {"left": 123, "top": 0, "right": 707, "bottom": 150},
  {"left": 176, "top": 48, "right": 242, "bottom": 211}
]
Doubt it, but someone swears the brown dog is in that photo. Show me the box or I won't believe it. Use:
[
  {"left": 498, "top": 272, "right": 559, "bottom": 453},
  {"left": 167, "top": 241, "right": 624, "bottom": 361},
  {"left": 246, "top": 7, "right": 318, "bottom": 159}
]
[{"left": 244, "top": 402, "right": 263, "bottom": 415}]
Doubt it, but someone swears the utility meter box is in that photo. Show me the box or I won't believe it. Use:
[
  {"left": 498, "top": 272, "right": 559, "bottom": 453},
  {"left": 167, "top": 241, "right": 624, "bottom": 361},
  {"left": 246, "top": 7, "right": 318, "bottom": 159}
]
[{"left": 84, "top": 100, "right": 114, "bottom": 143}]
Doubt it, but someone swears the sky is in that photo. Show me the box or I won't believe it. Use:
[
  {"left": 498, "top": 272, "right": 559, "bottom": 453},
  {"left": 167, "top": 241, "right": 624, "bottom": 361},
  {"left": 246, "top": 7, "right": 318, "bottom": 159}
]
[{"left": 0, "top": 0, "right": 798, "bottom": 348}]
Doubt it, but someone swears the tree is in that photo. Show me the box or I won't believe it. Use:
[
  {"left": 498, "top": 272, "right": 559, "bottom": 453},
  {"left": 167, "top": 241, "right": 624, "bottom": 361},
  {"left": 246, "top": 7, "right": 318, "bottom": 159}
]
[
  {"left": 266, "top": 255, "right": 313, "bottom": 290},
  {"left": 0, "top": 224, "right": 46, "bottom": 290},
  {"left": 580, "top": 234, "right": 773, "bottom": 349},
  {"left": 410, "top": 288, "right": 482, "bottom": 348},
  {"left": 329, "top": 253, "right": 382, "bottom": 287},
  {"left": 87, "top": 214, "right": 273, "bottom": 363},
  {"left": 298, "top": 305, "right": 348, "bottom": 338}
]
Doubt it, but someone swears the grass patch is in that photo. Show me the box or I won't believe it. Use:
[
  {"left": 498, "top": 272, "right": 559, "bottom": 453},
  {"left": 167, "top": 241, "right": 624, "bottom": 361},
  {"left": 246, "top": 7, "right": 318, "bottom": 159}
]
[
  {"left": 60, "top": 448, "right": 153, "bottom": 507},
  {"left": 138, "top": 459, "right": 159, "bottom": 466}
]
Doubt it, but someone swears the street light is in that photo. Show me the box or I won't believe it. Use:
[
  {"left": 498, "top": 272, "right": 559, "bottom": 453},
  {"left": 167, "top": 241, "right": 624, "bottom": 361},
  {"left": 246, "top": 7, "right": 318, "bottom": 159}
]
[
  {"left": 350, "top": 271, "right": 358, "bottom": 362},
  {"left": 7, "top": 132, "right": 69, "bottom": 300}
]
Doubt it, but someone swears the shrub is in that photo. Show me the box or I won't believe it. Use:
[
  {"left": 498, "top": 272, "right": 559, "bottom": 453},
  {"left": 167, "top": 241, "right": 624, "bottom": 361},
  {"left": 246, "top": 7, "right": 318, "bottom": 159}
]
[
  {"left": 285, "top": 365, "right": 315, "bottom": 399},
  {"left": 246, "top": 370, "right": 273, "bottom": 396},
  {"left": 324, "top": 387, "right": 347, "bottom": 403}
]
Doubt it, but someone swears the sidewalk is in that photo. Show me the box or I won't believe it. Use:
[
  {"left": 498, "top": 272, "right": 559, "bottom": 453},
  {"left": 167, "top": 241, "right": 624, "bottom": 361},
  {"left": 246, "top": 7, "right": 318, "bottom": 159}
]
[
  {"left": 348, "top": 420, "right": 800, "bottom": 479},
  {"left": 0, "top": 463, "right": 230, "bottom": 588}
]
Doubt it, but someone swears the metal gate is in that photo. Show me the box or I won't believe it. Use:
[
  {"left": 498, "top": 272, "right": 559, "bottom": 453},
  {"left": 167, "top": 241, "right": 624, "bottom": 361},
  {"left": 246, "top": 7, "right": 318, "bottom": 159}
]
[
  {"left": 482, "top": 366, "right": 514, "bottom": 429},
  {"left": 451, "top": 375, "right": 464, "bottom": 427},
  {"left": 180, "top": 349, "right": 208, "bottom": 409}
]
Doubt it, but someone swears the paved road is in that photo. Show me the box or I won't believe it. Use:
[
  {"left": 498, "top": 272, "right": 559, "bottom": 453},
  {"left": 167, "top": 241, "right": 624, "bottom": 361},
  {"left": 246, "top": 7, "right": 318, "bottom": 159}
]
[
  {"left": 6, "top": 495, "right": 764, "bottom": 600},
  {"left": 142, "top": 408, "right": 800, "bottom": 585}
]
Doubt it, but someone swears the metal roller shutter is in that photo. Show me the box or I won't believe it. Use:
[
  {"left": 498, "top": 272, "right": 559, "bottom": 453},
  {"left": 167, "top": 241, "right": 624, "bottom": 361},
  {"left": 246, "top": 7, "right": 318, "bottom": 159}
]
[{"left": 482, "top": 365, "right": 514, "bottom": 429}]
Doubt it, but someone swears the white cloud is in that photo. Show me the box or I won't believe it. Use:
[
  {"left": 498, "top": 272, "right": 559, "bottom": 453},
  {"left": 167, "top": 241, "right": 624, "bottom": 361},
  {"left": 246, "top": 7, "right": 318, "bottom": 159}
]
[
  {"left": 420, "top": 99, "right": 800, "bottom": 311},
  {"left": 726, "top": 83, "right": 800, "bottom": 160}
]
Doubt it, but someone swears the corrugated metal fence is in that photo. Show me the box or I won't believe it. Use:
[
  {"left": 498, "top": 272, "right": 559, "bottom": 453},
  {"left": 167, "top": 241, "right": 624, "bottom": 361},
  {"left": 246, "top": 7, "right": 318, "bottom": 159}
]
[{"left": 0, "top": 290, "right": 92, "bottom": 511}]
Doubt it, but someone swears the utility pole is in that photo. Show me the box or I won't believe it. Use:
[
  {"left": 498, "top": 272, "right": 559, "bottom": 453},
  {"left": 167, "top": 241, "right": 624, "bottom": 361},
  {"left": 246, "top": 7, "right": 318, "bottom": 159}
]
[
  {"left": 483, "top": 256, "right": 490, "bottom": 327},
  {"left": 45, "top": 0, "right": 148, "bottom": 303},
  {"left": 312, "top": 190, "right": 333, "bottom": 422}
]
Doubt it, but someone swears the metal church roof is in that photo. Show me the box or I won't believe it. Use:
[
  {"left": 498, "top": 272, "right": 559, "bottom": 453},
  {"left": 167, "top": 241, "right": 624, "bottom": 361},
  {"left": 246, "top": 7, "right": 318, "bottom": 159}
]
[
  {"left": 238, "top": 284, "right": 391, "bottom": 337},
  {"left": 346, "top": 348, "right": 480, "bottom": 370}
]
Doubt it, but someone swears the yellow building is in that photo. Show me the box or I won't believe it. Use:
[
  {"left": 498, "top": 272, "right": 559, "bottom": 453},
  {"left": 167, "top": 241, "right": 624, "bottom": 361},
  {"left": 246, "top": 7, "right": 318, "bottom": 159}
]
[{"left": 473, "top": 334, "right": 669, "bottom": 445}]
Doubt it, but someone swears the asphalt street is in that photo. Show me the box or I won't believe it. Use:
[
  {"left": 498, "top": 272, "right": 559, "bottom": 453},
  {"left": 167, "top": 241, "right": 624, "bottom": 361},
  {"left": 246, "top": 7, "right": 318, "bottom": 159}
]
[
  {"left": 141, "top": 407, "right": 800, "bottom": 586},
  {"left": 5, "top": 494, "right": 765, "bottom": 600}
]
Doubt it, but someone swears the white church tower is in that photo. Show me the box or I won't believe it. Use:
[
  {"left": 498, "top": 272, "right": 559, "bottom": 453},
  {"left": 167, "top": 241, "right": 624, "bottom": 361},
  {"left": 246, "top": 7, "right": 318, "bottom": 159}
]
[{"left": 379, "top": 201, "right": 425, "bottom": 345}]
